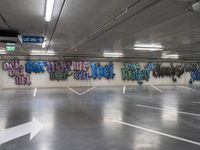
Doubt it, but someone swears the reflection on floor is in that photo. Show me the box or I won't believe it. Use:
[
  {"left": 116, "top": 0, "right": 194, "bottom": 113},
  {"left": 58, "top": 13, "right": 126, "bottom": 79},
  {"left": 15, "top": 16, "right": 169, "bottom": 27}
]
[{"left": 0, "top": 85, "right": 200, "bottom": 150}]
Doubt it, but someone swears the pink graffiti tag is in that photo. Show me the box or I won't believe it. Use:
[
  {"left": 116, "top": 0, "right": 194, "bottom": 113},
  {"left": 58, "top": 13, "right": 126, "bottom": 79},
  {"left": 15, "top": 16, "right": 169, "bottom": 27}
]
[{"left": 3, "top": 60, "right": 31, "bottom": 85}]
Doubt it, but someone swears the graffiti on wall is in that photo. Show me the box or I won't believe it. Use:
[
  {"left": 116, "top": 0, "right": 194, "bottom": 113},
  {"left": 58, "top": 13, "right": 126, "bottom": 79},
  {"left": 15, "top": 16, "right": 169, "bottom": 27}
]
[
  {"left": 23, "top": 60, "right": 115, "bottom": 82},
  {"left": 3, "top": 60, "right": 31, "bottom": 85},
  {"left": 179, "top": 63, "right": 200, "bottom": 83},
  {"left": 121, "top": 63, "right": 153, "bottom": 85},
  {"left": 49, "top": 72, "right": 73, "bottom": 81},
  {"left": 152, "top": 63, "right": 184, "bottom": 82},
  {"left": 74, "top": 71, "right": 90, "bottom": 80},
  {"left": 6, "top": 59, "right": 200, "bottom": 86},
  {"left": 121, "top": 63, "right": 200, "bottom": 84},
  {"left": 73, "top": 61, "right": 90, "bottom": 80},
  {"left": 46, "top": 61, "right": 72, "bottom": 73},
  {"left": 91, "top": 62, "right": 115, "bottom": 79},
  {"left": 190, "top": 70, "right": 200, "bottom": 83},
  {"left": 186, "top": 63, "right": 200, "bottom": 83},
  {"left": 72, "top": 61, "right": 89, "bottom": 71},
  {"left": 25, "top": 60, "right": 46, "bottom": 74},
  {"left": 46, "top": 61, "right": 72, "bottom": 81}
]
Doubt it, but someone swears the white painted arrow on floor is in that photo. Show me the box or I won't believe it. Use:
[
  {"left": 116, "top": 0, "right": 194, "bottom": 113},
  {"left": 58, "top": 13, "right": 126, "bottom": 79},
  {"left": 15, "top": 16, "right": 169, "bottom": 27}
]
[{"left": 0, "top": 118, "right": 43, "bottom": 145}]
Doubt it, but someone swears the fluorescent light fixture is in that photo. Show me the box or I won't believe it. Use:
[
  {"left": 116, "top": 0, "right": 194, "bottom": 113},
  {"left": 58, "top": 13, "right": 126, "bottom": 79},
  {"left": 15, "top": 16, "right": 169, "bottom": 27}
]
[
  {"left": 103, "top": 52, "right": 123, "bottom": 57},
  {"left": 134, "top": 47, "right": 163, "bottom": 51},
  {"left": 30, "top": 50, "right": 55, "bottom": 55},
  {"left": 31, "top": 50, "right": 41, "bottom": 53},
  {"left": 47, "top": 51, "right": 55, "bottom": 54},
  {"left": 133, "top": 44, "right": 163, "bottom": 51},
  {"left": 45, "top": 0, "right": 55, "bottom": 22},
  {"left": 134, "top": 44, "right": 163, "bottom": 48},
  {"left": 162, "top": 54, "right": 179, "bottom": 59},
  {"left": 0, "top": 48, "right": 6, "bottom": 54},
  {"left": 0, "top": 51, "right": 7, "bottom": 55},
  {"left": 30, "top": 53, "right": 55, "bottom": 56},
  {"left": 42, "top": 41, "right": 46, "bottom": 48}
]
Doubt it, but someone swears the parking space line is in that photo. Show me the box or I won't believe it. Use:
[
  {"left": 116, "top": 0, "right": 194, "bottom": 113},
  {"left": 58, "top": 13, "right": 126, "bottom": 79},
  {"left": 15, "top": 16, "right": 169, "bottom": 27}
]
[
  {"left": 114, "top": 120, "right": 200, "bottom": 146},
  {"left": 137, "top": 104, "right": 200, "bottom": 117},
  {"left": 79, "top": 86, "right": 96, "bottom": 95},
  {"left": 123, "top": 85, "right": 126, "bottom": 94},
  {"left": 67, "top": 87, "right": 81, "bottom": 95},
  {"left": 178, "top": 86, "right": 197, "bottom": 92},
  {"left": 33, "top": 88, "right": 37, "bottom": 97},
  {"left": 67, "top": 86, "right": 96, "bottom": 96},
  {"left": 150, "top": 85, "right": 163, "bottom": 93}
]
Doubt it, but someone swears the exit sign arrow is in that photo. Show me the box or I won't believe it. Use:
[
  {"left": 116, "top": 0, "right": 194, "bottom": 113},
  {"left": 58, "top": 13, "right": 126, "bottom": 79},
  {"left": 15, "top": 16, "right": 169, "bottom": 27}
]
[{"left": 0, "top": 118, "right": 43, "bottom": 145}]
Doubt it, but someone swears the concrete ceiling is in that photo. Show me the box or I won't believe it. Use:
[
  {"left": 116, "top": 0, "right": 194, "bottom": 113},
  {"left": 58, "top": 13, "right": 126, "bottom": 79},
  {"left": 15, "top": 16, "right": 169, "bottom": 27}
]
[{"left": 0, "top": 0, "right": 200, "bottom": 60}]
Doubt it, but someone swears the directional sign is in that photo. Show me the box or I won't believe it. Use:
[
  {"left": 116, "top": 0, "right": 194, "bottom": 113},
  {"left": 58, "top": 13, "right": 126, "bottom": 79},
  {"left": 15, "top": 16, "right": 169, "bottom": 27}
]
[
  {"left": 0, "top": 118, "right": 43, "bottom": 145},
  {"left": 22, "top": 35, "right": 44, "bottom": 44}
]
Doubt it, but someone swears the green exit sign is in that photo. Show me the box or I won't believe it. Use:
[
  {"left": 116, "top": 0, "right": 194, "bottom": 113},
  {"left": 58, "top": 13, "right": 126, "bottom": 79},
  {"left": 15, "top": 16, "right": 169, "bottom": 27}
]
[{"left": 6, "top": 43, "right": 15, "bottom": 52}]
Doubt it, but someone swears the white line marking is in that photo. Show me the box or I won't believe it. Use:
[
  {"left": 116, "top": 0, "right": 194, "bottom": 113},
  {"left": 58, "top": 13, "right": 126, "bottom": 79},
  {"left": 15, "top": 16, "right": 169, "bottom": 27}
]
[
  {"left": 33, "top": 88, "right": 37, "bottom": 97},
  {"left": 79, "top": 86, "right": 96, "bottom": 95},
  {"left": 67, "top": 86, "right": 96, "bottom": 96},
  {"left": 192, "top": 101, "right": 200, "bottom": 104},
  {"left": 123, "top": 85, "right": 126, "bottom": 94},
  {"left": 150, "top": 85, "right": 163, "bottom": 92},
  {"left": 178, "top": 86, "right": 197, "bottom": 92},
  {"left": 137, "top": 104, "right": 200, "bottom": 117},
  {"left": 114, "top": 120, "right": 200, "bottom": 146},
  {"left": 67, "top": 87, "right": 81, "bottom": 95}
]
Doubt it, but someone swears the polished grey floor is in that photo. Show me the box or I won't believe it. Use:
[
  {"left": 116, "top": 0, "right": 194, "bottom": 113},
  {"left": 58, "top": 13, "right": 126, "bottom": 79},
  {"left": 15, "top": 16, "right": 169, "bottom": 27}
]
[{"left": 1, "top": 85, "right": 200, "bottom": 150}]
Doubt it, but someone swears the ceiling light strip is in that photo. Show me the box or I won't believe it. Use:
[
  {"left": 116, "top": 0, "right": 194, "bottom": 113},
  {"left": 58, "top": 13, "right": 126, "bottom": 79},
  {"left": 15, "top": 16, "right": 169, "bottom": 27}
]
[
  {"left": 134, "top": 44, "right": 163, "bottom": 48},
  {"left": 134, "top": 47, "right": 163, "bottom": 51},
  {"left": 103, "top": 52, "right": 124, "bottom": 57},
  {"left": 45, "top": 0, "right": 55, "bottom": 22},
  {"left": 162, "top": 54, "right": 179, "bottom": 59}
]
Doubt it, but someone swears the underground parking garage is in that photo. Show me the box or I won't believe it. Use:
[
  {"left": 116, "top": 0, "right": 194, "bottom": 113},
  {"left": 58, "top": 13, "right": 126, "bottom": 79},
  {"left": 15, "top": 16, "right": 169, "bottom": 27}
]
[{"left": 1, "top": 0, "right": 200, "bottom": 150}]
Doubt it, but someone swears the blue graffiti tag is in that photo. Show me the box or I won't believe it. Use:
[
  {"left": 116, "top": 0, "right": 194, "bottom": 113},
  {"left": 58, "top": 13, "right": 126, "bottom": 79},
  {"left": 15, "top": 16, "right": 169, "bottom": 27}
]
[
  {"left": 190, "top": 70, "right": 200, "bottom": 83},
  {"left": 25, "top": 60, "right": 46, "bottom": 74},
  {"left": 145, "top": 63, "right": 155, "bottom": 71},
  {"left": 74, "top": 71, "right": 90, "bottom": 80},
  {"left": 91, "top": 62, "right": 115, "bottom": 79}
]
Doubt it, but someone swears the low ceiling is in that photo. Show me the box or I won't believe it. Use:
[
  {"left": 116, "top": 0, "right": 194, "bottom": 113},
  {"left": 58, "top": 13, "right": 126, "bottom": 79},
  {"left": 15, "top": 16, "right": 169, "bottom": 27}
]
[{"left": 0, "top": 0, "right": 200, "bottom": 60}]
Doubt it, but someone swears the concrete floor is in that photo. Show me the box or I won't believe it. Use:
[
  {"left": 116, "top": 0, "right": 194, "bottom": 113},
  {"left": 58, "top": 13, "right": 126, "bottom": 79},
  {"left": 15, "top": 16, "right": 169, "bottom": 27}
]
[{"left": 1, "top": 85, "right": 200, "bottom": 150}]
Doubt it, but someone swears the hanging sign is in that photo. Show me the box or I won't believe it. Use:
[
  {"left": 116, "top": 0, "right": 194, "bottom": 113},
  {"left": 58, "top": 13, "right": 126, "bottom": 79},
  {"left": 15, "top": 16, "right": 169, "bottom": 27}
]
[
  {"left": 6, "top": 43, "right": 15, "bottom": 52},
  {"left": 22, "top": 35, "right": 44, "bottom": 44}
]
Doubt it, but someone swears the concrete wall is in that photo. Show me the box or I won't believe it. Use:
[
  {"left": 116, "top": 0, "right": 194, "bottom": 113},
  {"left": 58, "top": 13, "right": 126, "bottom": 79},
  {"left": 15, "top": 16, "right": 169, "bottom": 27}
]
[{"left": 0, "top": 61, "right": 197, "bottom": 88}]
